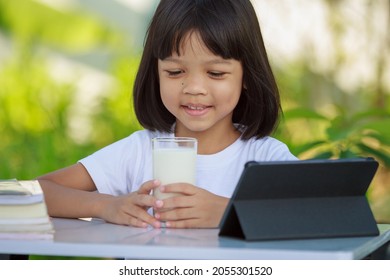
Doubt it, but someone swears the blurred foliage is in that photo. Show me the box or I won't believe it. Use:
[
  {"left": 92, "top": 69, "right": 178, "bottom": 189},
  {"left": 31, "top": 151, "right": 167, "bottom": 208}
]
[
  {"left": 273, "top": 62, "right": 390, "bottom": 169},
  {"left": 89, "top": 56, "right": 142, "bottom": 146},
  {"left": 0, "top": 48, "right": 142, "bottom": 179},
  {"left": 0, "top": 49, "right": 79, "bottom": 178},
  {"left": 278, "top": 108, "right": 390, "bottom": 164},
  {"left": 0, "top": 0, "right": 140, "bottom": 179},
  {"left": 0, "top": 0, "right": 122, "bottom": 51}
]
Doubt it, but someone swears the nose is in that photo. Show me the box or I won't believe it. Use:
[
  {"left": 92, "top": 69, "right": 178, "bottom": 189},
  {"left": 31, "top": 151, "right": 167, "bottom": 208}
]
[{"left": 182, "top": 75, "right": 207, "bottom": 95}]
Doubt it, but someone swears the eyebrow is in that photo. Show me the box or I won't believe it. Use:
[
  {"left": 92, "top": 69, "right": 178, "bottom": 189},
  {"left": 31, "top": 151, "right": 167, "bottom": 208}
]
[{"left": 161, "top": 57, "right": 233, "bottom": 65}]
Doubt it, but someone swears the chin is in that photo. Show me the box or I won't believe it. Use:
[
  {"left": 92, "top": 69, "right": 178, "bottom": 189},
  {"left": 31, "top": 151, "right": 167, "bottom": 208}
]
[{"left": 178, "top": 122, "right": 211, "bottom": 134}]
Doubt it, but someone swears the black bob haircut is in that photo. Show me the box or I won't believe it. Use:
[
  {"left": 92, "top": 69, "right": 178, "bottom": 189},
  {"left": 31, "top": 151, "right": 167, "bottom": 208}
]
[{"left": 133, "top": 0, "right": 281, "bottom": 140}]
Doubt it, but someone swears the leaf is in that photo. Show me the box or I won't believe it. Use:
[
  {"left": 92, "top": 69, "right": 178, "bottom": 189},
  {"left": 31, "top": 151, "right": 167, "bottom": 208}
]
[
  {"left": 326, "top": 115, "right": 365, "bottom": 142},
  {"left": 326, "top": 123, "right": 353, "bottom": 142},
  {"left": 356, "top": 143, "right": 390, "bottom": 167},
  {"left": 363, "top": 131, "right": 390, "bottom": 144},
  {"left": 311, "top": 151, "right": 334, "bottom": 159},
  {"left": 350, "top": 109, "right": 390, "bottom": 124},
  {"left": 339, "top": 149, "right": 359, "bottom": 159},
  {"left": 283, "top": 108, "right": 328, "bottom": 121},
  {"left": 361, "top": 120, "right": 390, "bottom": 144},
  {"left": 292, "top": 140, "right": 328, "bottom": 155}
]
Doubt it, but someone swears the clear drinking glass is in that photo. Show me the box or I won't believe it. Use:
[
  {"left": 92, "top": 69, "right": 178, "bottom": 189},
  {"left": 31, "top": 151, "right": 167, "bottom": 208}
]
[{"left": 152, "top": 137, "right": 197, "bottom": 200}]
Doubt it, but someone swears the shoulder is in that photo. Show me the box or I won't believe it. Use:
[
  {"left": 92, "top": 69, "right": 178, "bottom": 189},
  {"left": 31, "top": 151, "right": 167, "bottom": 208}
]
[
  {"left": 242, "top": 136, "right": 298, "bottom": 161},
  {"left": 81, "top": 129, "right": 162, "bottom": 159},
  {"left": 124, "top": 129, "right": 156, "bottom": 144},
  {"left": 241, "top": 135, "right": 286, "bottom": 149},
  {"left": 115, "top": 129, "right": 170, "bottom": 148}
]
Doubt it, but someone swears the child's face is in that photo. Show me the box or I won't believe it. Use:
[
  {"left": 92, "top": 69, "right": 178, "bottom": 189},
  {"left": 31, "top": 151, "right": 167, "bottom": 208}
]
[{"left": 158, "top": 32, "right": 243, "bottom": 137}]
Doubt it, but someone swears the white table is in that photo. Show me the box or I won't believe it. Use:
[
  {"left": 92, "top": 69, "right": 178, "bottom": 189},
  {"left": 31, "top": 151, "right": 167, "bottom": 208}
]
[{"left": 1, "top": 218, "right": 390, "bottom": 259}]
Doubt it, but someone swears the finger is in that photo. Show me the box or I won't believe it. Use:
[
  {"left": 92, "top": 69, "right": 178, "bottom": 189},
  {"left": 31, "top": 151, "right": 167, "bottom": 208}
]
[
  {"left": 124, "top": 215, "right": 148, "bottom": 228},
  {"left": 123, "top": 207, "right": 162, "bottom": 228},
  {"left": 157, "top": 207, "right": 197, "bottom": 222},
  {"left": 129, "top": 215, "right": 161, "bottom": 228},
  {"left": 165, "top": 219, "right": 199, "bottom": 229},
  {"left": 133, "top": 192, "right": 164, "bottom": 211},
  {"left": 138, "top": 179, "right": 161, "bottom": 194},
  {"left": 160, "top": 183, "right": 196, "bottom": 195},
  {"left": 159, "top": 195, "right": 195, "bottom": 209}
]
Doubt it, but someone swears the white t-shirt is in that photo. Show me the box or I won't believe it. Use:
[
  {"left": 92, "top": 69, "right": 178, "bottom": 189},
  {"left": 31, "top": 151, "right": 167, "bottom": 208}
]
[{"left": 79, "top": 129, "right": 297, "bottom": 198}]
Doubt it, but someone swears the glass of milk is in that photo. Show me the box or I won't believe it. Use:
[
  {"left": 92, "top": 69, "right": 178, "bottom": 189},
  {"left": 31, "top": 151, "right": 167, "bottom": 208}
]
[{"left": 152, "top": 137, "right": 197, "bottom": 200}]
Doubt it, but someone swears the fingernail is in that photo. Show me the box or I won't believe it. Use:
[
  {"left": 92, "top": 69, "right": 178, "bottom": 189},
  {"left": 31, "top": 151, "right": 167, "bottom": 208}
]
[
  {"left": 154, "top": 213, "right": 160, "bottom": 219},
  {"left": 155, "top": 200, "right": 163, "bottom": 208},
  {"left": 153, "top": 179, "right": 160, "bottom": 186}
]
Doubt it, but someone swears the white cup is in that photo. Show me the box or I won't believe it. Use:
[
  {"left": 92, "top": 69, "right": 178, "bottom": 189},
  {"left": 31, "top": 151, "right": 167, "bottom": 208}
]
[{"left": 152, "top": 137, "right": 197, "bottom": 200}]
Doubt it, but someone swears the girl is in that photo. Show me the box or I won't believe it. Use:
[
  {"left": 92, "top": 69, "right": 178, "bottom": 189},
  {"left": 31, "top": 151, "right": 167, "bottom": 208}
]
[{"left": 38, "top": 0, "right": 297, "bottom": 229}]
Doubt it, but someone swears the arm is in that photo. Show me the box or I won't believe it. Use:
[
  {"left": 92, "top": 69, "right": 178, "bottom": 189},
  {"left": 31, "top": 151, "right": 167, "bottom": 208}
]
[
  {"left": 37, "top": 163, "right": 163, "bottom": 228},
  {"left": 38, "top": 163, "right": 103, "bottom": 219}
]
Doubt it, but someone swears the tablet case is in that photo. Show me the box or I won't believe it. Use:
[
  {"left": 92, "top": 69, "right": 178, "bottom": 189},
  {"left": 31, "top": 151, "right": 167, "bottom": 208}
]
[{"left": 219, "top": 158, "right": 379, "bottom": 241}]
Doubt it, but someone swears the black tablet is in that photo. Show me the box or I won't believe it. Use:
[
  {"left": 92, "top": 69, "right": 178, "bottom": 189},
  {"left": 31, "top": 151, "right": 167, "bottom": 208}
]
[{"left": 219, "top": 158, "right": 379, "bottom": 241}]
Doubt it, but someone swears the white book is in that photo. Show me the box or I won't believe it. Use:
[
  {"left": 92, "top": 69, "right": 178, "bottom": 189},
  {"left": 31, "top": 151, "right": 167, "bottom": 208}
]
[
  {"left": 0, "top": 180, "right": 44, "bottom": 205},
  {"left": 0, "top": 202, "right": 49, "bottom": 219},
  {"left": 0, "top": 216, "right": 51, "bottom": 225},
  {"left": 0, "top": 222, "right": 54, "bottom": 232}
]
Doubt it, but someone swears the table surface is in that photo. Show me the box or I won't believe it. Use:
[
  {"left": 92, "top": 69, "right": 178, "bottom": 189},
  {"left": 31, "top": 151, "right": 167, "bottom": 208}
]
[{"left": 1, "top": 218, "right": 390, "bottom": 259}]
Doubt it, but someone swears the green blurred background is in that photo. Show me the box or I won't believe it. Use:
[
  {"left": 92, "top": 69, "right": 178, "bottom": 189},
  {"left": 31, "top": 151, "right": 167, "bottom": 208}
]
[{"left": 1, "top": 0, "right": 389, "bottom": 227}]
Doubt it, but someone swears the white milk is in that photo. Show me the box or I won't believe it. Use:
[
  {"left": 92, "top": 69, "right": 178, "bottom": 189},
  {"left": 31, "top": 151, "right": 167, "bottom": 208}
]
[{"left": 153, "top": 148, "right": 196, "bottom": 200}]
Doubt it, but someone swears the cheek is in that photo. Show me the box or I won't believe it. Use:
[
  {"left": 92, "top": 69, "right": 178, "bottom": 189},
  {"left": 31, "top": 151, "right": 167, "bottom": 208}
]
[
  {"left": 229, "top": 80, "right": 243, "bottom": 107},
  {"left": 159, "top": 73, "right": 173, "bottom": 100},
  {"left": 227, "top": 94, "right": 241, "bottom": 112},
  {"left": 159, "top": 84, "right": 178, "bottom": 112},
  {"left": 216, "top": 85, "right": 242, "bottom": 108}
]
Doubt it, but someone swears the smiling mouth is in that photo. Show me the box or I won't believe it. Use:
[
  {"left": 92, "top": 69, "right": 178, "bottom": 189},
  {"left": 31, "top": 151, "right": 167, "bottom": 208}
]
[
  {"left": 182, "top": 104, "right": 211, "bottom": 116},
  {"left": 186, "top": 104, "right": 208, "bottom": 110}
]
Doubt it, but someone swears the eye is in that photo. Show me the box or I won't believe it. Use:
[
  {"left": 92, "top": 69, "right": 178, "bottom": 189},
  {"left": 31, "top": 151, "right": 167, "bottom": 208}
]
[
  {"left": 165, "top": 70, "right": 184, "bottom": 77},
  {"left": 208, "top": 71, "right": 226, "bottom": 78}
]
